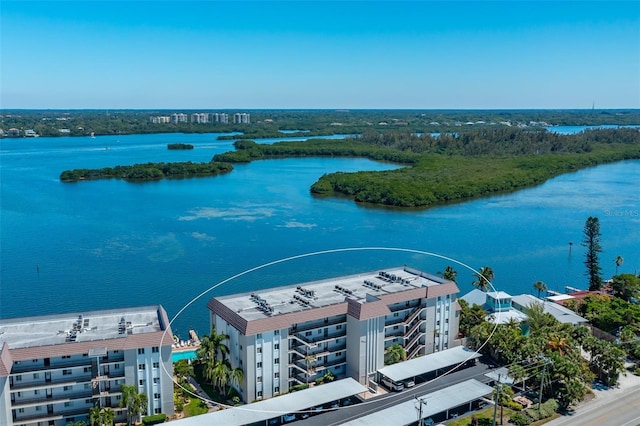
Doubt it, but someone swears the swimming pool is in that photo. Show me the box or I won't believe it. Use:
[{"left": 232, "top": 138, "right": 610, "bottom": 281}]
[{"left": 172, "top": 350, "right": 197, "bottom": 362}]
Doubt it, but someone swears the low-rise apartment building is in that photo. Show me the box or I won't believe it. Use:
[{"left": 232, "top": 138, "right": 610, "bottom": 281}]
[
  {"left": 0, "top": 305, "right": 174, "bottom": 426},
  {"left": 207, "top": 266, "right": 461, "bottom": 402}
]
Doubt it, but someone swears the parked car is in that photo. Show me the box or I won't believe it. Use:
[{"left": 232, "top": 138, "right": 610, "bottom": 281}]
[
  {"left": 283, "top": 413, "right": 297, "bottom": 423},
  {"left": 382, "top": 377, "right": 405, "bottom": 392},
  {"left": 402, "top": 378, "right": 415, "bottom": 388}
]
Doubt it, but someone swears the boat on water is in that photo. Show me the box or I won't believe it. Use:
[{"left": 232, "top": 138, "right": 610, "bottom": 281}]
[{"left": 90, "top": 132, "right": 96, "bottom": 139}]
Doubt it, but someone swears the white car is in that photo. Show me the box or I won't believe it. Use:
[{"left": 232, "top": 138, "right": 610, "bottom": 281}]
[{"left": 283, "top": 413, "right": 297, "bottom": 423}]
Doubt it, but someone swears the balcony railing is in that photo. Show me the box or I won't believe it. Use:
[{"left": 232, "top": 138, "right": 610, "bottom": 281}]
[
  {"left": 289, "top": 316, "right": 346, "bottom": 335},
  {"left": 11, "top": 373, "right": 93, "bottom": 391},
  {"left": 12, "top": 389, "right": 93, "bottom": 407},
  {"left": 289, "top": 330, "right": 347, "bottom": 346}
]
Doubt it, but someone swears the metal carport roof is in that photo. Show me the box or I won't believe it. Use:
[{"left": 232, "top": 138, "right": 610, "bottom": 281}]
[
  {"left": 170, "top": 377, "right": 367, "bottom": 426},
  {"left": 342, "top": 379, "right": 493, "bottom": 426},
  {"left": 378, "top": 345, "right": 481, "bottom": 382}
]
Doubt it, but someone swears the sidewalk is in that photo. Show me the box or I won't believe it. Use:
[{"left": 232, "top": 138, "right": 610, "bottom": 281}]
[{"left": 185, "top": 376, "right": 218, "bottom": 411}]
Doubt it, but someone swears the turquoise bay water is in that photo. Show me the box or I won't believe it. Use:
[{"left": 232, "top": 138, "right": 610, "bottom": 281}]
[{"left": 1, "top": 131, "right": 638, "bottom": 337}]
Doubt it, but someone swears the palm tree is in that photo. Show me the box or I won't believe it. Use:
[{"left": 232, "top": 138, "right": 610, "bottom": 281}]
[
  {"left": 439, "top": 266, "right": 458, "bottom": 283},
  {"left": 305, "top": 353, "right": 317, "bottom": 384},
  {"left": 546, "top": 335, "right": 571, "bottom": 356},
  {"left": 472, "top": 266, "right": 494, "bottom": 292},
  {"left": 197, "top": 327, "right": 230, "bottom": 365},
  {"left": 228, "top": 367, "right": 244, "bottom": 393},
  {"left": 211, "top": 359, "right": 232, "bottom": 396},
  {"left": 384, "top": 344, "right": 407, "bottom": 365},
  {"left": 533, "top": 280, "right": 547, "bottom": 299},
  {"left": 615, "top": 255, "right": 624, "bottom": 275},
  {"left": 89, "top": 406, "right": 102, "bottom": 426},
  {"left": 101, "top": 408, "right": 115, "bottom": 426},
  {"left": 119, "top": 384, "right": 148, "bottom": 426}
]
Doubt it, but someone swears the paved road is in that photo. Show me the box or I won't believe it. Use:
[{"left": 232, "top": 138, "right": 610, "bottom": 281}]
[
  {"left": 547, "top": 379, "right": 640, "bottom": 426},
  {"left": 300, "top": 361, "right": 497, "bottom": 425}
]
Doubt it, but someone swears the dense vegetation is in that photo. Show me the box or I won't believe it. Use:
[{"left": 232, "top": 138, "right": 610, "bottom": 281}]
[
  {"left": 168, "top": 143, "right": 194, "bottom": 150},
  {"left": 60, "top": 161, "right": 232, "bottom": 182},
  {"left": 213, "top": 128, "right": 640, "bottom": 208},
  {"left": 2, "top": 109, "right": 639, "bottom": 138}
]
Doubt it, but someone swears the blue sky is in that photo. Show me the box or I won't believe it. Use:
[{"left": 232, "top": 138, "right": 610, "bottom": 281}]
[{"left": 1, "top": 1, "right": 639, "bottom": 109}]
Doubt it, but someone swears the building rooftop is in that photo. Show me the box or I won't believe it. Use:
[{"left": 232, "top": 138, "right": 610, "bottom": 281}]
[
  {"left": 378, "top": 346, "right": 482, "bottom": 382},
  {"left": 0, "top": 305, "right": 167, "bottom": 350},
  {"left": 215, "top": 266, "right": 454, "bottom": 323},
  {"left": 342, "top": 379, "right": 493, "bottom": 426},
  {"left": 170, "top": 378, "right": 367, "bottom": 426}
]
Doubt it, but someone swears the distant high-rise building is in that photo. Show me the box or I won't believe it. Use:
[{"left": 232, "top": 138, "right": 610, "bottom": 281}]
[
  {"left": 190, "top": 113, "right": 210, "bottom": 124},
  {"left": 149, "top": 116, "right": 170, "bottom": 124},
  {"left": 233, "top": 113, "right": 250, "bottom": 124},
  {"left": 212, "top": 113, "right": 229, "bottom": 124},
  {"left": 170, "top": 113, "right": 188, "bottom": 124}
]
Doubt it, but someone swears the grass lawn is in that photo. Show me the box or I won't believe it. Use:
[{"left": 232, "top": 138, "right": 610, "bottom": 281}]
[
  {"left": 444, "top": 407, "right": 562, "bottom": 426},
  {"left": 192, "top": 364, "right": 240, "bottom": 404},
  {"left": 183, "top": 398, "right": 209, "bottom": 417},
  {"left": 445, "top": 407, "right": 516, "bottom": 426}
]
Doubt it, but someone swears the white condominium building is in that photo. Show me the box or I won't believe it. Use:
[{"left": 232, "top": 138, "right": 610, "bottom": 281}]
[
  {"left": 0, "top": 305, "right": 174, "bottom": 426},
  {"left": 233, "top": 113, "right": 250, "bottom": 124},
  {"left": 207, "top": 266, "right": 461, "bottom": 403}
]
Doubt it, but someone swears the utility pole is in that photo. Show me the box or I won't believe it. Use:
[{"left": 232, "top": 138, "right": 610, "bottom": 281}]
[
  {"left": 492, "top": 374, "right": 502, "bottom": 426},
  {"left": 538, "top": 358, "right": 549, "bottom": 413},
  {"left": 415, "top": 396, "right": 428, "bottom": 426}
]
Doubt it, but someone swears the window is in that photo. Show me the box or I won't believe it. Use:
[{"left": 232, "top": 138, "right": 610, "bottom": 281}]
[
  {"left": 305, "top": 331, "right": 312, "bottom": 336},
  {"left": 275, "top": 386, "right": 280, "bottom": 393},
  {"left": 152, "top": 346, "right": 159, "bottom": 353},
  {"left": 336, "top": 352, "right": 343, "bottom": 356},
  {"left": 115, "top": 364, "right": 120, "bottom": 369},
  {"left": 154, "top": 393, "right": 161, "bottom": 399},
  {"left": 436, "top": 321, "right": 440, "bottom": 326},
  {"left": 336, "top": 324, "right": 343, "bottom": 330},
  {"left": 257, "top": 391, "right": 263, "bottom": 397},
  {"left": 114, "top": 350, "right": 120, "bottom": 354},
  {"left": 393, "top": 312, "right": 399, "bottom": 317},
  {"left": 138, "top": 364, "right": 145, "bottom": 370},
  {"left": 34, "top": 389, "right": 39, "bottom": 395},
  {"left": 84, "top": 367, "right": 90, "bottom": 373},
  {"left": 62, "top": 355, "right": 71, "bottom": 359},
  {"left": 139, "top": 380, "right": 144, "bottom": 386},
  {"left": 274, "top": 344, "right": 279, "bottom": 350},
  {"left": 257, "top": 376, "right": 262, "bottom": 383},
  {"left": 257, "top": 362, "right": 262, "bottom": 368},
  {"left": 17, "top": 391, "right": 22, "bottom": 397},
  {"left": 15, "top": 375, "right": 22, "bottom": 381},
  {"left": 85, "top": 399, "right": 93, "bottom": 404},
  {"left": 18, "top": 408, "right": 25, "bottom": 414},
  {"left": 154, "top": 408, "right": 161, "bottom": 414},
  {"left": 83, "top": 353, "right": 88, "bottom": 357},
  {"left": 64, "top": 402, "right": 72, "bottom": 407},
  {"left": 153, "top": 377, "right": 160, "bottom": 384},
  {"left": 33, "top": 373, "right": 39, "bottom": 379},
  {"left": 274, "top": 358, "right": 279, "bottom": 364},
  {"left": 257, "top": 348, "right": 262, "bottom": 354},
  {"left": 32, "top": 359, "right": 38, "bottom": 363},
  {"left": 153, "top": 362, "right": 159, "bottom": 369},
  {"left": 406, "top": 301, "right": 410, "bottom": 306},
  {"left": 84, "top": 383, "right": 91, "bottom": 389},
  {"left": 63, "top": 369, "right": 72, "bottom": 376},
  {"left": 257, "top": 333, "right": 262, "bottom": 339},
  {"left": 318, "top": 329, "right": 322, "bottom": 335},
  {"left": 36, "top": 406, "right": 42, "bottom": 411},
  {"left": 274, "top": 330, "right": 280, "bottom": 335},
  {"left": 393, "top": 325, "right": 399, "bottom": 330},
  {"left": 275, "top": 372, "right": 280, "bottom": 378},
  {"left": 138, "top": 348, "right": 145, "bottom": 355}
]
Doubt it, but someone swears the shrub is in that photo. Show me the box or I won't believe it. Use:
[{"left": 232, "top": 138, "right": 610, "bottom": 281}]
[
  {"left": 289, "top": 383, "right": 309, "bottom": 393},
  {"left": 509, "top": 412, "right": 533, "bottom": 426},
  {"left": 141, "top": 413, "right": 167, "bottom": 425}
]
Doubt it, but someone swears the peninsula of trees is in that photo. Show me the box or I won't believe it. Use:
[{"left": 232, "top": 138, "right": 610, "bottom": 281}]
[
  {"left": 60, "top": 161, "right": 232, "bottom": 182},
  {"left": 212, "top": 127, "right": 640, "bottom": 208}
]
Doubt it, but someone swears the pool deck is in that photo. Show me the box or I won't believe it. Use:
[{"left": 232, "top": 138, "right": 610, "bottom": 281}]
[{"left": 172, "top": 329, "right": 201, "bottom": 353}]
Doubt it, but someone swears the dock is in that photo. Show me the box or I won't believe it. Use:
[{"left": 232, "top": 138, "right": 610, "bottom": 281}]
[{"left": 172, "top": 329, "right": 201, "bottom": 353}]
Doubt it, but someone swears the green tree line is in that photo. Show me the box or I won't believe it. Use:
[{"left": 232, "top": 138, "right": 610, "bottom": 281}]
[{"left": 60, "top": 161, "right": 233, "bottom": 182}]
